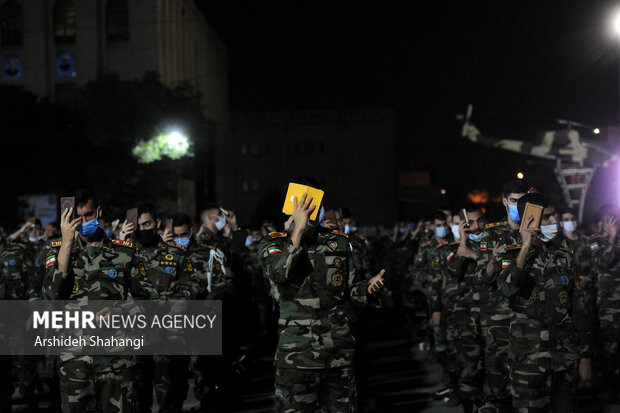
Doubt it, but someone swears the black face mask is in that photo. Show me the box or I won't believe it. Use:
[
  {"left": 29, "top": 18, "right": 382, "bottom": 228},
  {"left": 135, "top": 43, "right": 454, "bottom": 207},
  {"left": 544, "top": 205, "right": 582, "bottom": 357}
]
[{"left": 136, "top": 229, "right": 159, "bottom": 247}]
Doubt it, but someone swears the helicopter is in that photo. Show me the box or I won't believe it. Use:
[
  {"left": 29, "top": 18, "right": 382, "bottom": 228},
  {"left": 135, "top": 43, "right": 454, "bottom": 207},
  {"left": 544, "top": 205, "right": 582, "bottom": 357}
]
[{"left": 456, "top": 104, "right": 620, "bottom": 221}]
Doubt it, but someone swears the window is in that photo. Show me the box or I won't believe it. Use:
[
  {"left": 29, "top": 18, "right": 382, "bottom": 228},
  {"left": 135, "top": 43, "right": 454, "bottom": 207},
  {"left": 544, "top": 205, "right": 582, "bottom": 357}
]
[
  {"left": 3, "top": 55, "right": 21, "bottom": 80},
  {"left": 242, "top": 180, "right": 249, "bottom": 192},
  {"left": 252, "top": 180, "right": 260, "bottom": 191},
  {"left": 53, "top": 0, "right": 76, "bottom": 43},
  {"left": 0, "top": 0, "right": 22, "bottom": 46},
  {"left": 241, "top": 144, "right": 248, "bottom": 156},
  {"left": 106, "top": 0, "right": 129, "bottom": 41}
]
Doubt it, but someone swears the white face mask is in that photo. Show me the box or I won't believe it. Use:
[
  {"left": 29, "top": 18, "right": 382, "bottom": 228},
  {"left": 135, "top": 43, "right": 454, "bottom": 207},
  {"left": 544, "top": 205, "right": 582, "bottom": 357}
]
[
  {"left": 451, "top": 224, "right": 460, "bottom": 240},
  {"left": 214, "top": 215, "right": 226, "bottom": 231},
  {"left": 539, "top": 224, "right": 558, "bottom": 242},
  {"left": 562, "top": 221, "right": 577, "bottom": 233}
]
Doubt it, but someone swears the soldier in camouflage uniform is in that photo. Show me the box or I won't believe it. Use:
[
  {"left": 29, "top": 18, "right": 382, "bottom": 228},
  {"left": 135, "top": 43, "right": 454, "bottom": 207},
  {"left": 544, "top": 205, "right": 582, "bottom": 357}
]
[
  {"left": 119, "top": 204, "right": 199, "bottom": 413},
  {"left": 260, "top": 182, "right": 385, "bottom": 413},
  {"left": 411, "top": 211, "right": 453, "bottom": 394},
  {"left": 497, "top": 193, "right": 592, "bottom": 412},
  {"left": 446, "top": 208, "right": 486, "bottom": 412},
  {"left": 588, "top": 203, "right": 620, "bottom": 401},
  {"left": 42, "top": 187, "right": 159, "bottom": 413},
  {"left": 169, "top": 212, "right": 231, "bottom": 412},
  {"left": 475, "top": 179, "right": 531, "bottom": 412}
]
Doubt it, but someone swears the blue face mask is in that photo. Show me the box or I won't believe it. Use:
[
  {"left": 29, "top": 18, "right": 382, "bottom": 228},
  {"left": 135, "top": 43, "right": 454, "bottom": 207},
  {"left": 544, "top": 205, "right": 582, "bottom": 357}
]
[
  {"left": 308, "top": 206, "right": 325, "bottom": 228},
  {"left": 104, "top": 230, "right": 114, "bottom": 238},
  {"left": 77, "top": 216, "right": 100, "bottom": 236},
  {"left": 174, "top": 237, "right": 191, "bottom": 248},
  {"left": 468, "top": 232, "right": 483, "bottom": 242},
  {"left": 508, "top": 205, "right": 520, "bottom": 223},
  {"left": 435, "top": 227, "right": 448, "bottom": 239}
]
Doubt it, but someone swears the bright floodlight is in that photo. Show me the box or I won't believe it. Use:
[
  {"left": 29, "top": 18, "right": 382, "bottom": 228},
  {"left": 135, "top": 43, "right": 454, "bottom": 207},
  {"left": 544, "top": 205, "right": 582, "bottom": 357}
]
[
  {"left": 440, "top": 189, "right": 447, "bottom": 195},
  {"left": 593, "top": 128, "right": 600, "bottom": 134},
  {"left": 615, "top": 14, "right": 620, "bottom": 33},
  {"left": 132, "top": 130, "right": 193, "bottom": 163},
  {"left": 517, "top": 172, "right": 524, "bottom": 180}
]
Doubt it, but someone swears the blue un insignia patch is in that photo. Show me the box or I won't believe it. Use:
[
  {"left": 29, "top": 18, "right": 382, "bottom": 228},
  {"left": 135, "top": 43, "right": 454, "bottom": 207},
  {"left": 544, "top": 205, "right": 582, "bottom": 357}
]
[
  {"left": 108, "top": 269, "right": 118, "bottom": 279},
  {"left": 166, "top": 267, "right": 174, "bottom": 274}
]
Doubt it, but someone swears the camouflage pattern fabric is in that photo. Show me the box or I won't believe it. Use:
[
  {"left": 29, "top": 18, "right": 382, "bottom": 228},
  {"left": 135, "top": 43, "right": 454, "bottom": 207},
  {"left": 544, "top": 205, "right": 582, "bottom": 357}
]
[
  {"left": 497, "top": 235, "right": 591, "bottom": 412},
  {"left": 132, "top": 240, "right": 196, "bottom": 412},
  {"left": 260, "top": 227, "right": 372, "bottom": 411},
  {"left": 474, "top": 221, "right": 515, "bottom": 411},
  {"left": 589, "top": 232, "right": 620, "bottom": 388},
  {"left": 42, "top": 234, "right": 159, "bottom": 413},
  {"left": 275, "top": 365, "right": 356, "bottom": 413},
  {"left": 186, "top": 241, "right": 231, "bottom": 300},
  {"left": 446, "top": 237, "right": 483, "bottom": 400},
  {"left": 134, "top": 239, "right": 199, "bottom": 300},
  {"left": 0, "top": 241, "right": 34, "bottom": 300}
]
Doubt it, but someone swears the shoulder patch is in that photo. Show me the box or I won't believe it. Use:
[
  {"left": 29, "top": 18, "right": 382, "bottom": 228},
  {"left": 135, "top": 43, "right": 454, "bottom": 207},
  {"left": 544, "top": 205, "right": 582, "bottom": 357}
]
[
  {"left": 12, "top": 242, "right": 25, "bottom": 248},
  {"left": 559, "top": 246, "right": 573, "bottom": 254},
  {"left": 111, "top": 239, "right": 133, "bottom": 248},
  {"left": 506, "top": 244, "right": 522, "bottom": 250},
  {"left": 51, "top": 240, "right": 63, "bottom": 248},
  {"left": 166, "top": 241, "right": 185, "bottom": 250},
  {"left": 354, "top": 233, "right": 365, "bottom": 240},
  {"left": 268, "top": 232, "right": 288, "bottom": 238},
  {"left": 331, "top": 230, "right": 349, "bottom": 238},
  {"left": 486, "top": 222, "right": 500, "bottom": 229},
  {"left": 420, "top": 241, "right": 431, "bottom": 247}
]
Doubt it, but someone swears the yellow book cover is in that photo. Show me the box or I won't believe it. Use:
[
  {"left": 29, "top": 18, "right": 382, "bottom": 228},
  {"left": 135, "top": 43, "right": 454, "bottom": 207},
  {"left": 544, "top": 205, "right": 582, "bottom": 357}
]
[{"left": 282, "top": 183, "right": 324, "bottom": 221}]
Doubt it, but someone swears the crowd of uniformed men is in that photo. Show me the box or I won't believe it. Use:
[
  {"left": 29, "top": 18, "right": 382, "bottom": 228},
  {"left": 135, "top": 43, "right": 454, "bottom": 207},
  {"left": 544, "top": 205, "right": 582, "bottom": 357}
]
[{"left": 0, "top": 179, "right": 619, "bottom": 412}]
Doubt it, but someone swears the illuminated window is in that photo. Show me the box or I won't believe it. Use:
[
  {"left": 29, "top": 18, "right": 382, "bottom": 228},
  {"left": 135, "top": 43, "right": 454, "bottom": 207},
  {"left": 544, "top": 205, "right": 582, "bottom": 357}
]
[
  {"left": 241, "top": 144, "right": 248, "bottom": 156},
  {"left": 0, "top": 0, "right": 22, "bottom": 46},
  {"left": 106, "top": 0, "right": 129, "bottom": 41},
  {"left": 242, "top": 180, "right": 249, "bottom": 192},
  {"left": 53, "top": 0, "right": 76, "bottom": 43}
]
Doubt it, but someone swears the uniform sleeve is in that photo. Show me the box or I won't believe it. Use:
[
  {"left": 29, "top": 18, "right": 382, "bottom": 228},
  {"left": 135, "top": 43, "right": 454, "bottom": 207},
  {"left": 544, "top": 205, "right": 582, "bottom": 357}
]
[
  {"left": 346, "top": 241, "right": 375, "bottom": 307},
  {"left": 591, "top": 237, "right": 619, "bottom": 271},
  {"left": 474, "top": 231, "right": 495, "bottom": 285},
  {"left": 127, "top": 254, "right": 159, "bottom": 300},
  {"left": 570, "top": 269, "right": 592, "bottom": 358},
  {"left": 411, "top": 246, "right": 431, "bottom": 283},
  {"left": 447, "top": 254, "right": 469, "bottom": 281},
  {"left": 496, "top": 248, "right": 534, "bottom": 299},
  {"left": 41, "top": 247, "right": 74, "bottom": 300},
  {"left": 259, "top": 237, "right": 307, "bottom": 286}
]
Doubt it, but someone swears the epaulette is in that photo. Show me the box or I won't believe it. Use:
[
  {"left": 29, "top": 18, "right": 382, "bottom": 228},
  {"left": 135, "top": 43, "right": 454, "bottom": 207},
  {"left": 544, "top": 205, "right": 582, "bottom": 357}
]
[
  {"left": 200, "top": 243, "right": 215, "bottom": 250},
  {"left": 268, "top": 232, "right": 288, "bottom": 238},
  {"left": 560, "top": 246, "right": 573, "bottom": 254},
  {"left": 586, "top": 234, "right": 600, "bottom": 240},
  {"left": 449, "top": 241, "right": 459, "bottom": 245},
  {"left": 12, "top": 242, "right": 26, "bottom": 248},
  {"left": 166, "top": 241, "right": 185, "bottom": 250},
  {"left": 51, "top": 240, "right": 62, "bottom": 248},
  {"left": 331, "top": 230, "right": 348, "bottom": 238},
  {"left": 111, "top": 239, "right": 133, "bottom": 248},
  {"left": 353, "top": 233, "right": 365, "bottom": 240},
  {"left": 506, "top": 244, "right": 522, "bottom": 250},
  {"left": 420, "top": 241, "right": 431, "bottom": 247},
  {"left": 486, "top": 222, "right": 501, "bottom": 229}
]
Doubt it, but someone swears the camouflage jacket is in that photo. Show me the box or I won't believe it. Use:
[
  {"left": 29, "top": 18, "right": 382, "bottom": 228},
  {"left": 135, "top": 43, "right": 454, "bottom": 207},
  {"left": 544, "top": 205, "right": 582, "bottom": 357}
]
[
  {"left": 589, "top": 232, "right": 620, "bottom": 324},
  {"left": 348, "top": 232, "right": 372, "bottom": 280},
  {"left": 186, "top": 240, "right": 232, "bottom": 300},
  {"left": 412, "top": 236, "right": 450, "bottom": 312},
  {"left": 474, "top": 220, "right": 516, "bottom": 327},
  {"left": 134, "top": 240, "right": 199, "bottom": 300},
  {"left": 0, "top": 240, "right": 35, "bottom": 299},
  {"left": 42, "top": 236, "right": 158, "bottom": 301},
  {"left": 497, "top": 236, "right": 591, "bottom": 360},
  {"left": 446, "top": 237, "right": 480, "bottom": 325},
  {"left": 259, "top": 228, "right": 371, "bottom": 369},
  {"left": 436, "top": 241, "right": 459, "bottom": 314}
]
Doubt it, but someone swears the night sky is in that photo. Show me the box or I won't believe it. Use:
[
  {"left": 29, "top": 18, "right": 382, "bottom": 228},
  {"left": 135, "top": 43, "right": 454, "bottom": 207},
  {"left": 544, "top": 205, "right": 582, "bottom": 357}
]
[{"left": 200, "top": 1, "right": 620, "bottom": 218}]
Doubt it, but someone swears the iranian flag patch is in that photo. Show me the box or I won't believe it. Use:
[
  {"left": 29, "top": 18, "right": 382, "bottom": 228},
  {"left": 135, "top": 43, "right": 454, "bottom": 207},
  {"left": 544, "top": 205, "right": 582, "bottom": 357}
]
[
  {"left": 268, "top": 246, "right": 282, "bottom": 255},
  {"left": 501, "top": 260, "right": 511, "bottom": 269},
  {"left": 45, "top": 256, "right": 56, "bottom": 268}
]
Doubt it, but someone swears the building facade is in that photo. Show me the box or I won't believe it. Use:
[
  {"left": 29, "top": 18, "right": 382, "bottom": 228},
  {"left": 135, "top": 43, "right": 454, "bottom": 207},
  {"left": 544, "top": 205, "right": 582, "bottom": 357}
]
[{"left": 0, "top": 0, "right": 228, "bottom": 217}]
